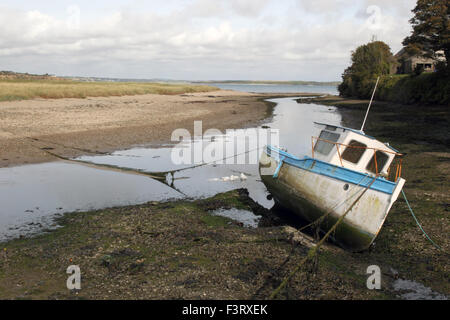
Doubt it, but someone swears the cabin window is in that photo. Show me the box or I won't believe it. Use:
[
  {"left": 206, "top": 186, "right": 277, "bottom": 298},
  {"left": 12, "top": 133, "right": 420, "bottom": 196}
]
[
  {"left": 341, "top": 140, "right": 367, "bottom": 164},
  {"left": 314, "top": 130, "right": 340, "bottom": 156},
  {"left": 366, "top": 151, "right": 389, "bottom": 174}
]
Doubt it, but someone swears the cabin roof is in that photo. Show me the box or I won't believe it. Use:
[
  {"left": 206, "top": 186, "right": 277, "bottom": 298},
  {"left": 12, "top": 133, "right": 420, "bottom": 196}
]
[{"left": 314, "top": 122, "right": 400, "bottom": 153}]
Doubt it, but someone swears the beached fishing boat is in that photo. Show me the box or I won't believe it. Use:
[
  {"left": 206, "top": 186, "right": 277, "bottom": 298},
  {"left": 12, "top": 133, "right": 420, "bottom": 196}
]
[{"left": 259, "top": 121, "right": 406, "bottom": 251}]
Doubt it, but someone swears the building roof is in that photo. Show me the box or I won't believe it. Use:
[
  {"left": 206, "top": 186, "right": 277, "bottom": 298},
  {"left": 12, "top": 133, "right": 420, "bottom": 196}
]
[
  {"left": 314, "top": 122, "right": 400, "bottom": 153},
  {"left": 395, "top": 48, "right": 446, "bottom": 61}
]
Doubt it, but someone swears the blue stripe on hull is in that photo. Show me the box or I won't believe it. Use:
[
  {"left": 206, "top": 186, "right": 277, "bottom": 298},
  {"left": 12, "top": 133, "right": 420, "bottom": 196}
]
[{"left": 266, "top": 145, "right": 395, "bottom": 195}]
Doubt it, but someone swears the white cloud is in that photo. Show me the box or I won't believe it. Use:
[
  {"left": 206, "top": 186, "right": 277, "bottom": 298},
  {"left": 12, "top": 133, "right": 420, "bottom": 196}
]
[
  {"left": 0, "top": 0, "right": 416, "bottom": 80},
  {"left": 296, "top": 0, "right": 348, "bottom": 14},
  {"left": 229, "top": 0, "right": 270, "bottom": 17}
]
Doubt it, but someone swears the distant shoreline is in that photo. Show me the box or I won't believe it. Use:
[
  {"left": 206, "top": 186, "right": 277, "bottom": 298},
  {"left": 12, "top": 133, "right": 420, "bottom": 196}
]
[
  {"left": 1, "top": 71, "right": 340, "bottom": 86},
  {"left": 193, "top": 80, "right": 341, "bottom": 86}
]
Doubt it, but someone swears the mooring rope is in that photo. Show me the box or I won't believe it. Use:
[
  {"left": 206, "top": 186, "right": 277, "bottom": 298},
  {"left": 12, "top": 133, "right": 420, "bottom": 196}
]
[
  {"left": 268, "top": 187, "right": 444, "bottom": 299},
  {"left": 401, "top": 190, "right": 442, "bottom": 251},
  {"left": 268, "top": 175, "right": 378, "bottom": 300},
  {"left": 296, "top": 174, "right": 372, "bottom": 233}
]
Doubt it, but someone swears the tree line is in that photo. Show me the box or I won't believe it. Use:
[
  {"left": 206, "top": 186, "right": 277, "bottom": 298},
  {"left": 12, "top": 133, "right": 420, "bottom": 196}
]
[{"left": 338, "top": 0, "right": 449, "bottom": 104}]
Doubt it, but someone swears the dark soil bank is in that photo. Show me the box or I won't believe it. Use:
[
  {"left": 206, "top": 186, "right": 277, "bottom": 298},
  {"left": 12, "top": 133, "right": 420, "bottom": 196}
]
[{"left": 0, "top": 189, "right": 399, "bottom": 300}]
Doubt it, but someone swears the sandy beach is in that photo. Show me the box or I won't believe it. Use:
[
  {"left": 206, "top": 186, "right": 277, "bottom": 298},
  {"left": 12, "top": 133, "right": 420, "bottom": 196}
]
[{"left": 0, "top": 90, "right": 308, "bottom": 167}]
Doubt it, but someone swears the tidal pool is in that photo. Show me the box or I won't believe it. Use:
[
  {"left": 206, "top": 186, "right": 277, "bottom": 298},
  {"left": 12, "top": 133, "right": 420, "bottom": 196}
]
[
  {"left": 393, "top": 278, "right": 448, "bottom": 300},
  {"left": 0, "top": 161, "right": 182, "bottom": 241},
  {"left": 211, "top": 208, "right": 261, "bottom": 228},
  {"left": 75, "top": 97, "right": 342, "bottom": 206}
]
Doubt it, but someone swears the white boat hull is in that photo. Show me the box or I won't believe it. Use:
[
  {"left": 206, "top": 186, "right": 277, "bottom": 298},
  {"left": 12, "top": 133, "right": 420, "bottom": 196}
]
[{"left": 259, "top": 150, "right": 405, "bottom": 251}]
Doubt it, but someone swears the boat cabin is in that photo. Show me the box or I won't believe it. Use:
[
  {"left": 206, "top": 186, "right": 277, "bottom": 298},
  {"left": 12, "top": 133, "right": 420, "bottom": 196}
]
[{"left": 311, "top": 123, "right": 402, "bottom": 180}]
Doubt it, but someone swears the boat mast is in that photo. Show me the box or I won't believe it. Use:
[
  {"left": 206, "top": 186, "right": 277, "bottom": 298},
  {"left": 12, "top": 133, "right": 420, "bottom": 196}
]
[{"left": 360, "top": 76, "right": 380, "bottom": 132}]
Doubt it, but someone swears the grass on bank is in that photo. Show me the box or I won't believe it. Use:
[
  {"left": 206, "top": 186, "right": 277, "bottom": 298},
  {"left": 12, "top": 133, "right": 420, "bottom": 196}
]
[
  {"left": 0, "top": 79, "right": 217, "bottom": 101},
  {"left": 377, "top": 72, "right": 450, "bottom": 105},
  {"left": 339, "top": 72, "right": 450, "bottom": 105}
]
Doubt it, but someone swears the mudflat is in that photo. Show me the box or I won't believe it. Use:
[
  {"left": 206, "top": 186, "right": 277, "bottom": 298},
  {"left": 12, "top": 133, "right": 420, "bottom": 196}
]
[
  {"left": 0, "top": 95, "right": 448, "bottom": 300},
  {"left": 0, "top": 90, "right": 302, "bottom": 167}
]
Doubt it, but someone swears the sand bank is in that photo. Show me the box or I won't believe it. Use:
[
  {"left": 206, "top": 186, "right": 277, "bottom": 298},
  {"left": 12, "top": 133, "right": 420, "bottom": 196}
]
[{"left": 0, "top": 90, "right": 309, "bottom": 167}]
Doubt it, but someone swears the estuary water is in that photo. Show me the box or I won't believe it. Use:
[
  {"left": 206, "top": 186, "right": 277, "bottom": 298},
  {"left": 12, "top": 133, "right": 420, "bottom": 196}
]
[
  {"left": 198, "top": 83, "right": 339, "bottom": 95},
  {"left": 0, "top": 97, "right": 341, "bottom": 241}
]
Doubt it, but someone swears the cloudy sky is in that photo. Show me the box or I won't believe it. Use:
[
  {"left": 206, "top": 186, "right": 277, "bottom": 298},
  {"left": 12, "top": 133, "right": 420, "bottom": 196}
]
[{"left": 0, "top": 0, "right": 417, "bottom": 81}]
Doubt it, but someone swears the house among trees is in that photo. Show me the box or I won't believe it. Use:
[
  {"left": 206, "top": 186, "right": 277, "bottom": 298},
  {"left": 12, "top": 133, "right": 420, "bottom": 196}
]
[{"left": 395, "top": 48, "right": 446, "bottom": 74}]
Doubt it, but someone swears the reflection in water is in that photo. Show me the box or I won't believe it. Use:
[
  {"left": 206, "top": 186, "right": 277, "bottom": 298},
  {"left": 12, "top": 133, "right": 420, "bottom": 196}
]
[
  {"left": 76, "top": 98, "right": 341, "bottom": 208},
  {"left": 0, "top": 98, "right": 342, "bottom": 241},
  {"left": 0, "top": 162, "right": 182, "bottom": 241}
]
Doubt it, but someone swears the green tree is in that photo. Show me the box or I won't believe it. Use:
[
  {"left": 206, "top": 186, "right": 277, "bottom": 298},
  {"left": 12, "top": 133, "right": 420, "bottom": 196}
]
[
  {"left": 338, "top": 41, "right": 396, "bottom": 98},
  {"left": 402, "top": 0, "right": 449, "bottom": 71}
]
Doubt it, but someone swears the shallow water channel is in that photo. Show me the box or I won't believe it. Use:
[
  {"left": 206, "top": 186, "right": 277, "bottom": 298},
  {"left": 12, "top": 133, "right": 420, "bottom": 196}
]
[{"left": 0, "top": 97, "right": 341, "bottom": 241}]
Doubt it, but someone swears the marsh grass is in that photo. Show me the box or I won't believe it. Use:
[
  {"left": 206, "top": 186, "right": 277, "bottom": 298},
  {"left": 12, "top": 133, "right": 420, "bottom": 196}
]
[{"left": 0, "top": 79, "right": 217, "bottom": 101}]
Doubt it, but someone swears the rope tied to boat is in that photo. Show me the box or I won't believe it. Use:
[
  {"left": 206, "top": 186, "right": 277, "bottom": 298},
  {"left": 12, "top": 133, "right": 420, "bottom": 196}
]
[
  {"left": 295, "top": 174, "right": 372, "bottom": 233},
  {"left": 269, "top": 174, "right": 379, "bottom": 300},
  {"left": 401, "top": 190, "right": 442, "bottom": 251}
]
